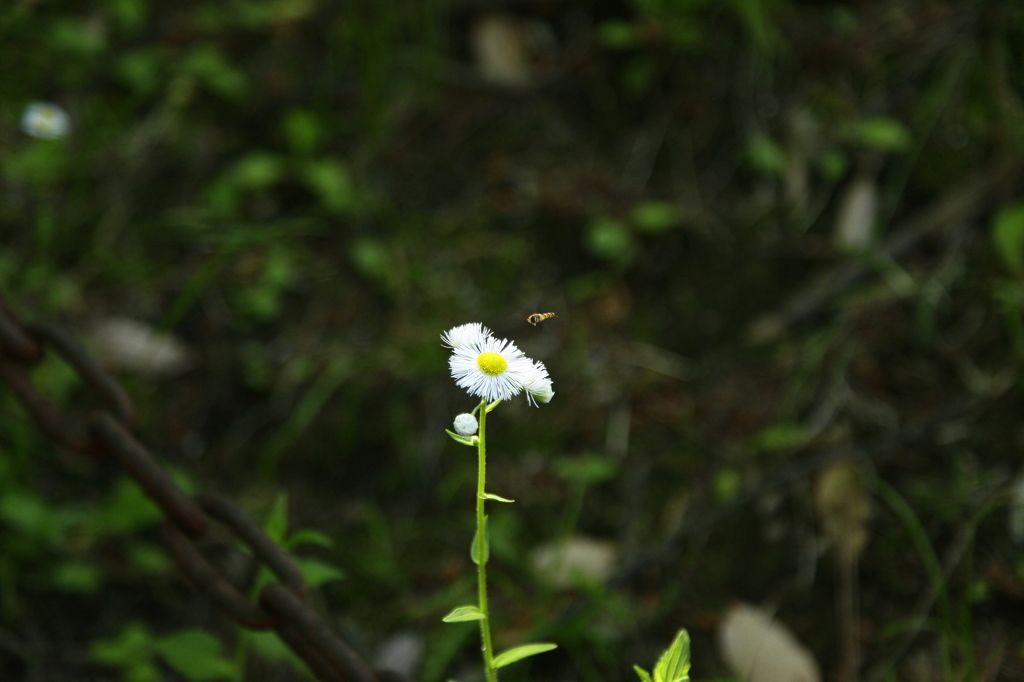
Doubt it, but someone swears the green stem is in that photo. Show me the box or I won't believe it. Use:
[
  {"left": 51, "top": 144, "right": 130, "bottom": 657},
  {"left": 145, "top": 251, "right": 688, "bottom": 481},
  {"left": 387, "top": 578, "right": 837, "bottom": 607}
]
[{"left": 476, "top": 397, "right": 497, "bottom": 682}]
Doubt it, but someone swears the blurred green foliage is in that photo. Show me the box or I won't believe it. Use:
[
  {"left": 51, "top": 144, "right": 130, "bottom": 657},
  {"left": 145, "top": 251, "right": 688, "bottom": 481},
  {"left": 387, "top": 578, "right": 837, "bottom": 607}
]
[
  {"left": 92, "top": 623, "right": 237, "bottom": 682},
  {"left": 2, "top": 0, "right": 1024, "bottom": 680}
]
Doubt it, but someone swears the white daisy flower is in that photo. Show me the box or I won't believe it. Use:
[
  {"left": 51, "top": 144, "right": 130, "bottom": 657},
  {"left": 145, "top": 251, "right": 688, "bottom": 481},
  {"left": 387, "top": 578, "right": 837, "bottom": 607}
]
[
  {"left": 441, "top": 322, "right": 493, "bottom": 351},
  {"left": 445, "top": 326, "right": 535, "bottom": 402},
  {"left": 21, "top": 103, "right": 70, "bottom": 140},
  {"left": 453, "top": 413, "right": 479, "bottom": 436},
  {"left": 522, "top": 361, "right": 554, "bottom": 407}
]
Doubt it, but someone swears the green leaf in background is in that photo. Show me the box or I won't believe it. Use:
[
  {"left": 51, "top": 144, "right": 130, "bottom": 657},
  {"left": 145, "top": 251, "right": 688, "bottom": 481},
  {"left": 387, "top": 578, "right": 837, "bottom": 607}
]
[
  {"left": 552, "top": 455, "right": 618, "bottom": 485},
  {"left": 91, "top": 623, "right": 158, "bottom": 682},
  {"left": 470, "top": 516, "right": 489, "bottom": 566},
  {"left": 713, "top": 467, "right": 741, "bottom": 502},
  {"left": 233, "top": 284, "right": 281, "bottom": 322},
  {"left": 303, "top": 158, "right": 355, "bottom": 214},
  {"left": 295, "top": 557, "right": 345, "bottom": 587},
  {"left": 598, "top": 20, "right": 640, "bottom": 49},
  {"left": 106, "top": 0, "right": 150, "bottom": 34},
  {"left": 207, "top": 155, "right": 285, "bottom": 215},
  {"left": 128, "top": 543, "right": 171, "bottom": 575},
  {"left": 181, "top": 45, "right": 249, "bottom": 100},
  {"left": 96, "top": 478, "right": 163, "bottom": 535},
  {"left": 115, "top": 48, "right": 166, "bottom": 94},
  {"left": 248, "top": 630, "right": 307, "bottom": 667},
  {"left": 283, "top": 108, "right": 324, "bottom": 155},
  {"left": 263, "top": 247, "right": 296, "bottom": 289},
  {"left": 991, "top": 202, "right": 1024, "bottom": 276},
  {"left": 652, "top": 629, "right": 691, "bottom": 682},
  {"left": 492, "top": 642, "right": 557, "bottom": 669},
  {"left": 231, "top": 152, "right": 285, "bottom": 189},
  {"left": 631, "top": 201, "right": 680, "bottom": 233},
  {"left": 585, "top": 217, "right": 634, "bottom": 262},
  {"left": 0, "top": 490, "right": 60, "bottom": 543},
  {"left": 817, "top": 148, "right": 849, "bottom": 181},
  {"left": 153, "top": 630, "right": 235, "bottom": 681},
  {"left": 351, "top": 237, "right": 390, "bottom": 282},
  {"left": 846, "top": 117, "right": 911, "bottom": 152},
  {"left": 442, "top": 605, "right": 486, "bottom": 622},
  {"left": 5, "top": 139, "right": 70, "bottom": 185},
  {"left": 50, "top": 19, "right": 107, "bottom": 56},
  {"left": 750, "top": 422, "right": 813, "bottom": 452},
  {"left": 286, "top": 528, "right": 334, "bottom": 550},
  {"left": 263, "top": 493, "right": 289, "bottom": 543},
  {"left": 746, "top": 133, "right": 786, "bottom": 176},
  {"left": 52, "top": 561, "right": 100, "bottom": 593}
]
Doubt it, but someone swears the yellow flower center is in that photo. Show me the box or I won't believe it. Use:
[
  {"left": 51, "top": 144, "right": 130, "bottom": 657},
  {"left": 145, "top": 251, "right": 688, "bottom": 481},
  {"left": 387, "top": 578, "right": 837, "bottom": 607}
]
[{"left": 476, "top": 352, "right": 508, "bottom": 376}]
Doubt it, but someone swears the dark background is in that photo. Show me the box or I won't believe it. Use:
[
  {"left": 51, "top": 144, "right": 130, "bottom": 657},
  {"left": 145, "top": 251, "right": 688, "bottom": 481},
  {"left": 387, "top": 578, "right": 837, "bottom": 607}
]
[{"left": 2, "top": 0, "right": 1024, "bottom": 680}]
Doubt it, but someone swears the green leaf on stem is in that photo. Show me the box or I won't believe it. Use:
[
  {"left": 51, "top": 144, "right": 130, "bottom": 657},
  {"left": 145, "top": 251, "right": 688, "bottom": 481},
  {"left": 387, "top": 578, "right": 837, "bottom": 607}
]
[
  {"left": 481, "top": 492, "right": 514, "bottom": 503},
  {"left": 634, "top": 666, "right": 654, "bottom": 682},
  {"left": 485, "top": 399, "right": 502, "bottom": 413},
  {"left": 652, "top": 629, "right": 691, "bottom": 682},
  {"left": 445, "top": 429, "right": 477, "bottom": 447},
  {"left": 441, "top": 605, "right": 486, "bottom": 623},
  {"left": 470, "top": 517, "right": 490, "bottom": 565},
  {"left": 492, "top": 643, "right": 558, "bottom": 669}
]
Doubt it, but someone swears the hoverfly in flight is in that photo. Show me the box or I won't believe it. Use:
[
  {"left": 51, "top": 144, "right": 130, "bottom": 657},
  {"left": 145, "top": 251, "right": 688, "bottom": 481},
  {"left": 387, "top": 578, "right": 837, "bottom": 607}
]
[{"left": 526, "top": 312, "right": 556, "bottom": 326}]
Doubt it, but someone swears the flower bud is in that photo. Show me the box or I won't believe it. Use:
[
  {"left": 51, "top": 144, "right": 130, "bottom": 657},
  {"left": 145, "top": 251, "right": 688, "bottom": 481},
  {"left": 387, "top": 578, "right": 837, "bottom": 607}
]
[{"left": 454, "top": 413, "right": 479, "bottom": 436}]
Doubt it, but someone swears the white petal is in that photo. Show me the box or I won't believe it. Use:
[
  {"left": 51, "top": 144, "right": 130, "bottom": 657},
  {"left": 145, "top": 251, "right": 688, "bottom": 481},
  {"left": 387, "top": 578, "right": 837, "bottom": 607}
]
[
  {"left": 718, "top": 603, "right": 821, "bottom": 682},
  {"left": 520, "top": 360, "right": 553, "bottom": 406},
  {"left": 441, "top": 323, "right": 492, "bottom": 351}
]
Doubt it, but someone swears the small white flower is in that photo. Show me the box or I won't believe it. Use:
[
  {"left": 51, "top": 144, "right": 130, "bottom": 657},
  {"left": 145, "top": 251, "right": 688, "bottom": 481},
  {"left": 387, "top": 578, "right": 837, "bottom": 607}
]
[
  {"left": 453, "top": 413, "right": 479, "bottom": 436},
  {"left": 441, "top": 322, "right": 493, "bottom": 351},
  {"left": 444, "top": 323, "right": 539, "bottom": 402},
  {"left": 21, "top": 103, "right": 70, "bottom": 139},
  {"left": 522, "top": 361, "right": 554, "bottom": 407}
]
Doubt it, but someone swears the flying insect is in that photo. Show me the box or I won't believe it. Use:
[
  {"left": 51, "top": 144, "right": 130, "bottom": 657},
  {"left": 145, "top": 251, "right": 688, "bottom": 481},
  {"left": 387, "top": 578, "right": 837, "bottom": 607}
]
[{"left": 526, "top": 312, "right": 556, "bottom": 326}]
